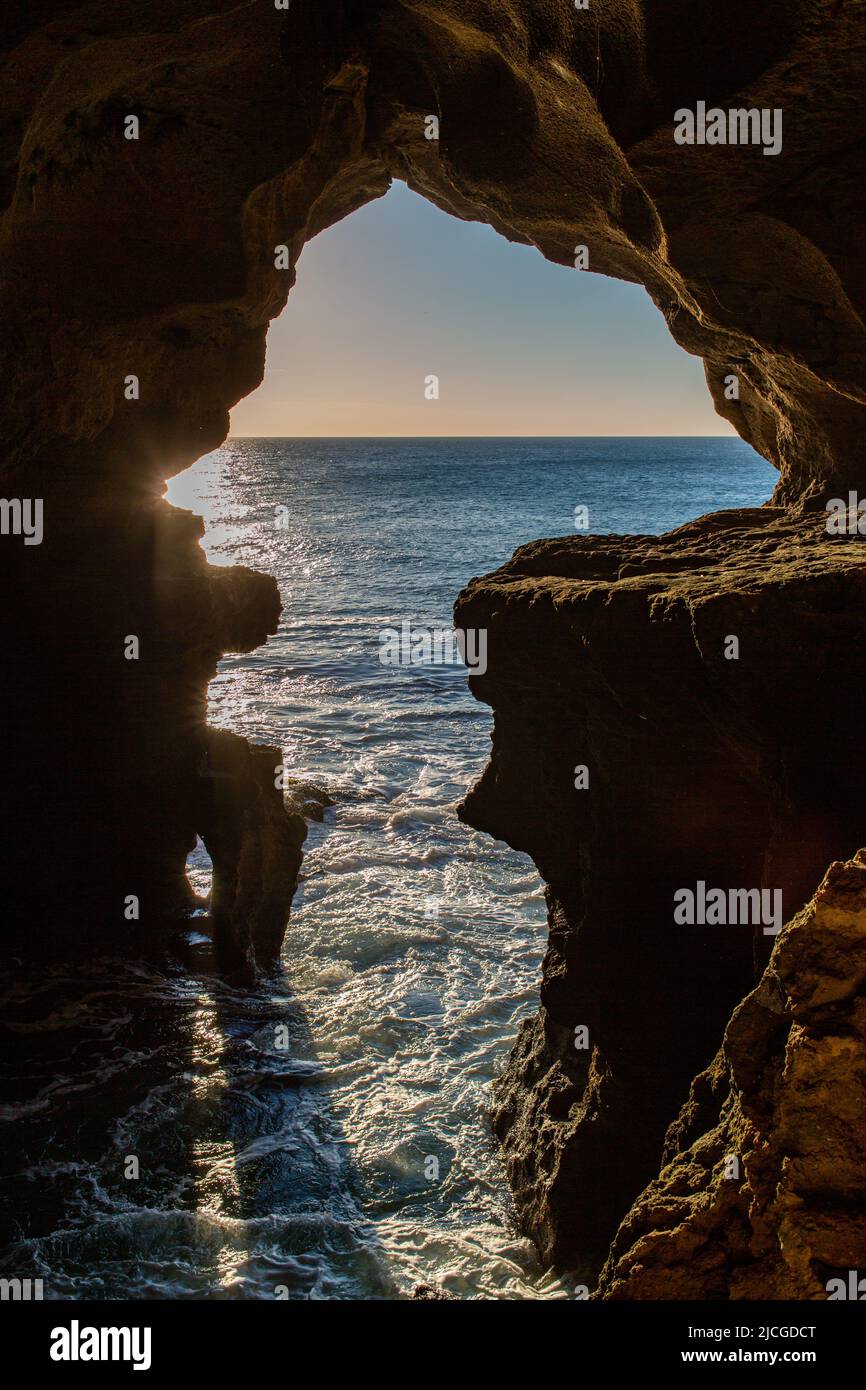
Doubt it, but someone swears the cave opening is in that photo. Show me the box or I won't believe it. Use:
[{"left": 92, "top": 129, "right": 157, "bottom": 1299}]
[
  {"left": 170, "top": 173, "right": 776, "bottom": 936},
  {"left": 185, "top": 834, "right": 214, "bottom": 905},
  {"left": 4, "top": 0, "right": 865, "bottom": 1308},
  {"left": 166, "top": 178, "right": 776, "bottom": 1291}
]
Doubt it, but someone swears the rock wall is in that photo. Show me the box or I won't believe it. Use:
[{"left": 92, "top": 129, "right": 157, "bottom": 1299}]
[
  {"left": 597, "top": 853, "right": 866, "bottom": 1299},
  {"left": 455, "top": 513, "right": 866, "bottom": 1276},
  {"left": 1, "top": 0, "right": 865, "bottom": 1286}
]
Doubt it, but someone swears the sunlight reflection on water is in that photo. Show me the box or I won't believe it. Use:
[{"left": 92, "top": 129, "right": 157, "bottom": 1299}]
[
  {"left": 162, "top": 437, "right": 773, "bottom": 1298},
  {"left": 0, "top": 438, "right": 775, "bottom": 1303}
]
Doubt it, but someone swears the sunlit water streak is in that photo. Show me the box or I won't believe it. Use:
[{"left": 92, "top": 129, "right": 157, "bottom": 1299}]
[{"left": 0, "top": 439, "right": 774, "bottom": 1299}]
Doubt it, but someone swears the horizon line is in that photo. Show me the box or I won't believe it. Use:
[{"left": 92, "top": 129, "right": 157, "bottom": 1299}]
[{"left": 226, "top": 432, "right": 743, "bottom": 441}]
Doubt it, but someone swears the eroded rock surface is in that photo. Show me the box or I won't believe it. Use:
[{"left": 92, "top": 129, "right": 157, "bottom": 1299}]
[
  {"left": 1, "top": 0, "right": 865, "bottom": 1284},
  {"left": 597, "top": 853, "right": 866, "bottom": 1299},
  {"left": 3, "top": 0, "right": 865, "bottom": 961},
  {"left": 456, "top": 512, "right": 866, "bottom": 1276}
]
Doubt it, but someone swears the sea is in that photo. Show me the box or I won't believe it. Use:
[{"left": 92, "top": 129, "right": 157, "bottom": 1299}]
[{"left": 0, "top": 438, "right": 774, "bottom": 1300}]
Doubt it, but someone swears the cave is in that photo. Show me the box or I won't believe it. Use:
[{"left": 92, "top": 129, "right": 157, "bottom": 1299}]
[{"left": 2, "top": 0, "right": 866, "bottom": 1305}]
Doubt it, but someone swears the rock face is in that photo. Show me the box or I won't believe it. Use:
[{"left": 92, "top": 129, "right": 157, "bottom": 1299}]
[
  {"left": 597, "top": 853, "right": 866, "bottom": 1299},
  {"left": 455, "top": 513, "right": 866, "bottom": 1276},
  {"left": 2, "top": 0, "right": 866, "bottom": 1287}
]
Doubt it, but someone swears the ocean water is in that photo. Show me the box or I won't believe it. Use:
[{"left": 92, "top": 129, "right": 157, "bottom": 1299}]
[{"left": 0, "top": 439, "right": 774, "bottom": 1300}]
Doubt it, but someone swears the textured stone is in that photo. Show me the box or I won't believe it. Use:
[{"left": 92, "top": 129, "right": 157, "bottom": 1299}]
[
  {"left": 597, "top": 853, "right": 866, "bottom": 1299},
  {"left": 1, "top": 0, "right": 866, "bottom": 1283},
  {"left": 455, "top": 511, "right": 866, "bottom": 1274}
]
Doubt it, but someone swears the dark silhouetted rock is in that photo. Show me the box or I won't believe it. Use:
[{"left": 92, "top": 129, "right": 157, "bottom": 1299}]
[
  {"left": 1, "top": 2, "right": 865, "bottom": 1284},
  {"left": 598, "top": 853, "right": 866, "bottom": 1299}
]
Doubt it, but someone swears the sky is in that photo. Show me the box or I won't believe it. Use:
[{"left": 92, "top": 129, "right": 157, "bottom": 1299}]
[{"left": 230, "top": 180, "right": 732, "bottom": 438}]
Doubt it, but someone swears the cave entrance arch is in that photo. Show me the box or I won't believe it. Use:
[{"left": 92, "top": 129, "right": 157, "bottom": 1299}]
[
  {"left": 5, "top": 0, "right": 866, "bottom": 1291},
  {"left": 165, "top": 176, "right": 778, "bottom": 1287},
  {"left": 166, "top": 174, "right": 775, "bottom": 950}
]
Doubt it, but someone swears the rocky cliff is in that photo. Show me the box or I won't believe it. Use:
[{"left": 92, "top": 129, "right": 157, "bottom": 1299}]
[
  {"left": 456, "top": 513, "right": 866, "bottom": 1284},
  {"left": 2, "top": 0, "right": 865, "bottom": 1289},
  {"left": 598, "top": 852, "right": 866, "bottom": 1299}
]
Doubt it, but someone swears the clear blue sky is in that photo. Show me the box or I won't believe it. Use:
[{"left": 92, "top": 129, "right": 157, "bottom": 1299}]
[{"left": 231, "top": 180, "right": 731, "bottom": 437}]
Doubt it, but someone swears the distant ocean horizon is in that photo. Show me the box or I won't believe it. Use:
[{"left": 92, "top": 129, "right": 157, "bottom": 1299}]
[
  {"left": 228, "top": 432, "right": 745, "bottom": 440},
  {"left": 2, "top": 439, "right": 776, "bottom": 1302}
]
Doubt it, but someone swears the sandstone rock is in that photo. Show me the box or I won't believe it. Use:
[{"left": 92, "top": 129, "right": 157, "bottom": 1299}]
[
  {"left": 456, "top": 510, "right": 866, "bottom": 1275},
  {"left": 2, "top": 0, "right": 866, "bottom": 1286},
  {"left": 597, "top": 853, "right": 866, "bottom": 1299}
]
